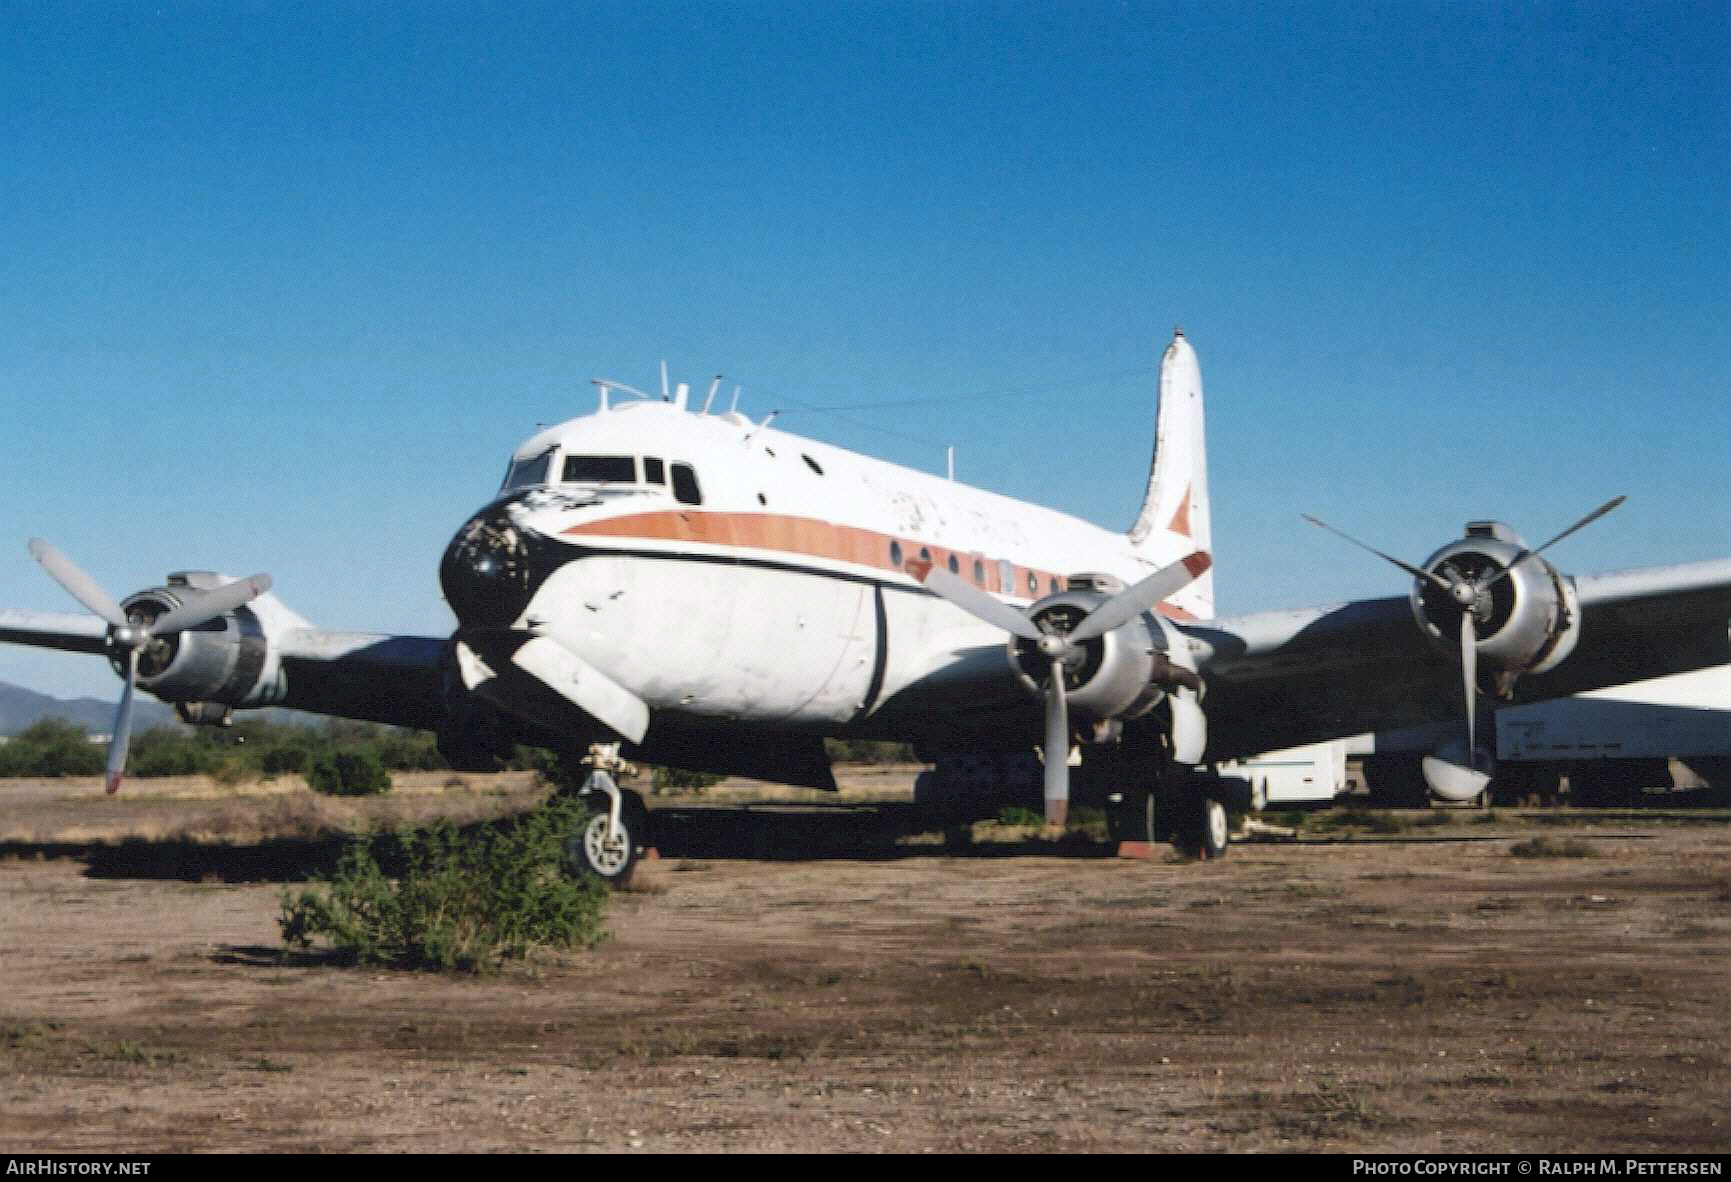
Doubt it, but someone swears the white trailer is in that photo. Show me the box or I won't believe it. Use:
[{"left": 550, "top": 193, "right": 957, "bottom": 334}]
[
  {"left": 1493, "top": 666, "right": 1730, "bottom": 803},
  {"left": 1218, "top": 740, "right": 1349, "bottom": 810},
  {"left": 1355, "top": 666, "right": 1731, "bottom": 805}
]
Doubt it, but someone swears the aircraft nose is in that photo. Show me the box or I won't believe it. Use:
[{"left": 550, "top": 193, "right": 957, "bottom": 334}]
[{"left": 439, "top": 506, "right": 540, "bottom": 629}]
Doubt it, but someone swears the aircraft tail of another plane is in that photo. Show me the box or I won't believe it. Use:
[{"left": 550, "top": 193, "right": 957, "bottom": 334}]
[{"left": 1127, "top": 329, "right": 1214, "bottom": 620}]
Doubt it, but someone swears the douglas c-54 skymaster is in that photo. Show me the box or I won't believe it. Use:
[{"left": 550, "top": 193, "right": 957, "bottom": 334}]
[{"left": 4, "top": 331, "right": 1729, "bottom": 879}]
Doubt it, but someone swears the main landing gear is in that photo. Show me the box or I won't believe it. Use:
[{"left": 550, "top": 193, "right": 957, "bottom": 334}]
[
  {"left": 1103, "top": 771, "right": 1231, "bottom": 861},
  {"left": 565, "top": 744, "right": 651, "bottom": 885}
]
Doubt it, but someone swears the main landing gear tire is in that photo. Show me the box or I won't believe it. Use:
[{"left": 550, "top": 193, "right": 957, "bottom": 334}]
[
  {"left": 568, "top": 789, "right": 650, "bottom": 886},
  {"left": 1178, "top": 795, "right": 1230, "bottom": 860}
]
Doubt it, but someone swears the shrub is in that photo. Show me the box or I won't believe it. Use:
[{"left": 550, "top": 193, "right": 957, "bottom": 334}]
[
  {"left": 260, "top": 744, "right": 310, "bottom": 776},
  {"left": 307, "top": 749, "right": 393, "bottom": 796},
  {"left": 823, "top": 738, "right": 920, "bottom": 764},
  {"left": 1510, "top": 836, "right": 1596, "bottom": 858},
  {"left": 0, "top": 718, "right": 105, "bottom": 777},
  {"left": 278, "top": 795, "right": 609, "bottom": 971},
  {"left": 651, "top": 765, "right": 724, "bottom": 794}
]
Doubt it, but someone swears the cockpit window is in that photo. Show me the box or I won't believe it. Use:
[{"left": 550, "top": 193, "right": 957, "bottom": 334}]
[
  {"left": 644, "top": 457, "right": 666, "bottom": 485},
  {"left": 562, "top": 455, "right": 636, "bottom": 484},
  {"left": 672, "top": 463, "right": 702, "bottom": 506},
  {"left": 502, "top": 448, "right": 555, "bottom": 490}
]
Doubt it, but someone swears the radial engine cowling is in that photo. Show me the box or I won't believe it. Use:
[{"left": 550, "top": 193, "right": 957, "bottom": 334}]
[
  {"left": 114, "top": 573, "right": 280, "bottom": 708},
  {"left": 1410, "top": 521, "right": 1582, "bottom": 688},
  {"left": 1007, "top": 576, "right": 1185, "bottom": 723}
]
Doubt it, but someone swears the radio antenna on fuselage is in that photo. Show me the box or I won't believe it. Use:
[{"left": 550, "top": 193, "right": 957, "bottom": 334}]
[{"left": 591, "top": 378, "right": 657, "bottom": 412}]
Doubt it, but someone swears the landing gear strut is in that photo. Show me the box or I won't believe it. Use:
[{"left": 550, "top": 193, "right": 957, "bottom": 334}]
[{"left": 565, "top": 743, "right": 650, "bottom": 885}]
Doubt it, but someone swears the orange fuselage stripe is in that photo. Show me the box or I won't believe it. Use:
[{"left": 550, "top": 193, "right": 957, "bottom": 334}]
[{"left": 560, "top": 509, "right": 1197, "bottom": 621}]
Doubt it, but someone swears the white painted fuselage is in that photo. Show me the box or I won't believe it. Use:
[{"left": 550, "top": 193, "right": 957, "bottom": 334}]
[{"left": 486, "top": 389, "right": 1203, "bottom": 739}]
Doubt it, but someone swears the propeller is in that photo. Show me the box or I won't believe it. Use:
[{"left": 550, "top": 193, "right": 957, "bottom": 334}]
[
  {"left": 1302, "top": 496, "right": 1625, "bottom": 795},
  {"left": 27, "top": 540, "right": 272, "bottom": 793},
  {"left": 921, "top": 551, "right": 1211, "bottom": 826}
]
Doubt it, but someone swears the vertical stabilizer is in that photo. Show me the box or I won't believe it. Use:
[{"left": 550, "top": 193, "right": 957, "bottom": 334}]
[{"left": 1128, "top": 330, "right": 1213, "bottom": 619}]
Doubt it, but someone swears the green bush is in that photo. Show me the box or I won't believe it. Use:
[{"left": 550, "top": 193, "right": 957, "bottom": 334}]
[
  {"left": 0, "top": 718, "right": 105, "bottom": 777},
  {"left": 259, "top": 744, "right": 310, "bottom": 776},
  {"left": 307, "top": 749, "right": 393, "bottom": 796},
  {"left": 650, "top": 765, "right": 724, "bottom": 794},
  {"left": 279, "top": 795, "right": 609, "bottom": 972},
  {"left": 824, "top": 738, "right": 920, "bottom": 764}
]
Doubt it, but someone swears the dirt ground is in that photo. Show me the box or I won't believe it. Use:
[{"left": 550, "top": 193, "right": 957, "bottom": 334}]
[{"left": 0, "top": 768, "right": 1726, "bottom": 1154}]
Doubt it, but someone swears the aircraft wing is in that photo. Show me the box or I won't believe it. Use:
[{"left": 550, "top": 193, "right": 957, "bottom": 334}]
[
  {"left": 272, "top": 629, "right": 449, "bottom": 731},
  {"left": 0, "top": 613, "right": 449, "bottom": 731},
  {"left": 1187, "top": 558, "right": 1731, "bottom": 761},
  {"left": 0, "top": 610, "right": 110, "bottom": 655}
]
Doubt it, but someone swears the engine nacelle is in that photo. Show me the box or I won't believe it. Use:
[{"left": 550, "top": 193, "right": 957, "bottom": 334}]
[
  {"left": 1007, "top": 574, "right": 1192, "bottom": 724},
  {"left": 1411, "top": 522, "right": 1582, "bottom": 689},
  {"left": 115, "top": 572, "right": 288, "bottom": 709}
]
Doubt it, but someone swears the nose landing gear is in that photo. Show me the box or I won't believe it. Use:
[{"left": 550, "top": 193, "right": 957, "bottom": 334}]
[{"left": 564, "top": 744, "right": 652, "bottom": 885}]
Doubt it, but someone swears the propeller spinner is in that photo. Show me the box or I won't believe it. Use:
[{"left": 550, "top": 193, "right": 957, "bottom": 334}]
[
  {"left": 922, "top": 551, "right": 1211, "bottom": 826},
  {"left": 27, "top": 540, "right": 272, "bottom": 793}
]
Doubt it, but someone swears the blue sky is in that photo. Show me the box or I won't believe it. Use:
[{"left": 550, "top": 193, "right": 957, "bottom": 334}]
[{"left": 3, "top": 1, "right": 1727, "bottom": 700}]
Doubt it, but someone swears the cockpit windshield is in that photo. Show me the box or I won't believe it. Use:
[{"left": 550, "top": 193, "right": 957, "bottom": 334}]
[
  {"left": 501, "top": 448, "right": 554, "bottom": 491},
  {"left": 562, "top": 455, "right": 636, "bottom": 484},
  {"left": 500, "top": 449, "right": 691, "bottom": 498}
]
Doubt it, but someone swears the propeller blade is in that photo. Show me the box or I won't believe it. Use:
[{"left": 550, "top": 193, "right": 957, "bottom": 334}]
[
  {"left": 920, "top": 565, "right": 1043, "bottom": 641},
  {"left": 1300, "top": 516, "right": 1455, "bottom": 594},
  {"left": 105, "top": 649, "right": 138, "bottom": 795},
  {"left": 1480, "top": 495, "right": 1627, "bottom": 590},
  {"left": 27, "top": 540, "right": 128, "bottom": 628},
  {"left": 1042, "top": 657, "right": 1070, "bottom": 827},
  {"left": 1069, "top": 552, "right": 1211, "bottom": 643},
  {"left": 1526, "top": 494, "right": 1627, "bottom": 559},
  {"left": 1460, "top": 609, "right": 1478, "bottom": 759},
  {"left": 147, "top": 574, "right": 273, "bottom": 636}
]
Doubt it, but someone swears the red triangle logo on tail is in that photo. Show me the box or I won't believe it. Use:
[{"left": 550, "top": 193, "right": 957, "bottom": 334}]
[{"left": 1167, "top": 482, "right": 1192, "bottom": 538}]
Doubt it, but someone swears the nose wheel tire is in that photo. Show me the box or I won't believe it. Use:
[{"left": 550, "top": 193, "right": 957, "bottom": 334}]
[{"left": 567, "top": 789, "right": 649, "bottom": 885}]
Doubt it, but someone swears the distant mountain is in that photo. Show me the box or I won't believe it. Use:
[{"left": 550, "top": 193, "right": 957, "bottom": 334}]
[
  {"left": 0, "top": 681, "right": 179, "bottom": 736},
  {"left": 0, "top": 681, "right": 340, "bottom": 736}
]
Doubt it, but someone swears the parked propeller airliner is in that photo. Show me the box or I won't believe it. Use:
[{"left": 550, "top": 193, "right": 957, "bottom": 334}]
[{"left": 4, "top": 331, "right": 1729, "bottom": 879}]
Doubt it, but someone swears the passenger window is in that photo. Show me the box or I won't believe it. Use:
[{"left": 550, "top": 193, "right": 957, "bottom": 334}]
[
  {"left": 947, "top": 554, "right": 959, "bottom": 575},
  {"left": 973, "top": 559, "right": 985, "bottom": 585},
  {"left": 1026, "top": 571, "right": 1038, "bottom": 594},
  {"left": 644, "top": 457, "right": 666, "bottom": 485},
  {"left": 562, "top": 455, "right": 636, "bottom": 484},
  {"left": 999, "top": 560, "right": 1014, "bottom": 593},
  {"left": 889, "top": 541, "right": 903, "bottom": 567},
  {"left": 672, "top": 463, "right": 702, "bottom": 506}
]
